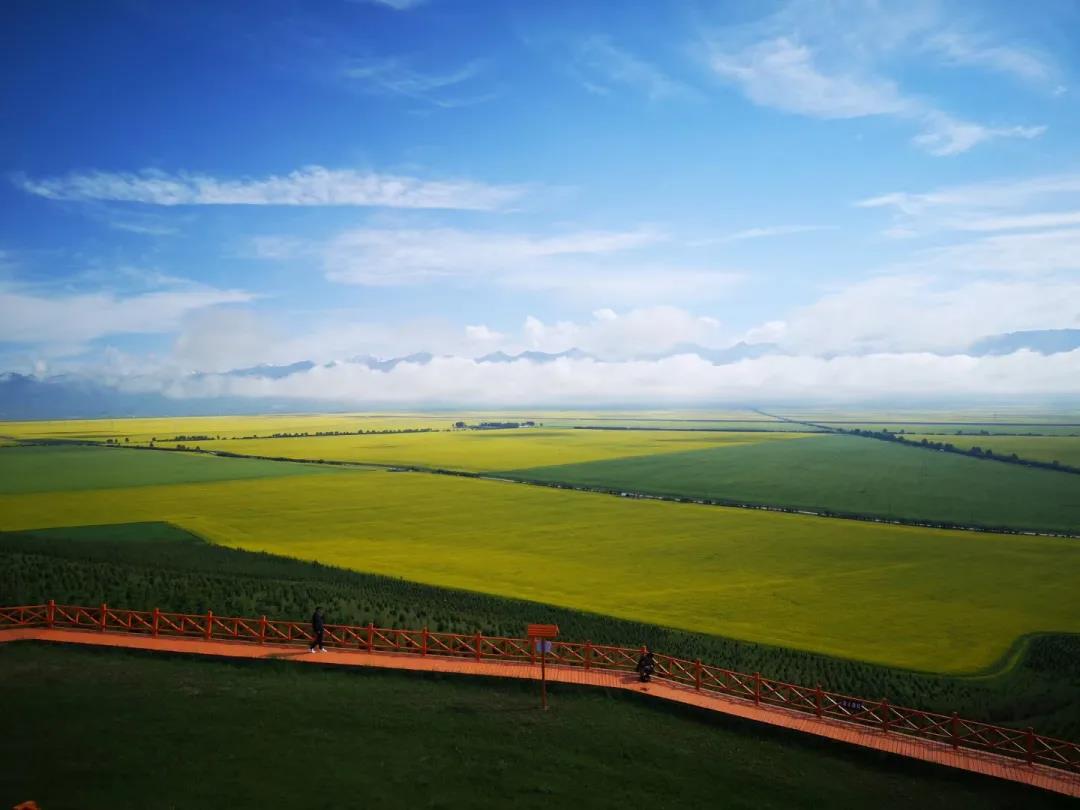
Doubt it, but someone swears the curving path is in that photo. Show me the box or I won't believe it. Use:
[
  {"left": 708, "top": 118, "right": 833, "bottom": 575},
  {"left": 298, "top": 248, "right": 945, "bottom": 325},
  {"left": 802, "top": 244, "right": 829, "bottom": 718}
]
[{"left": 2, "top": 626, "right": 1078, "bottom": 799}]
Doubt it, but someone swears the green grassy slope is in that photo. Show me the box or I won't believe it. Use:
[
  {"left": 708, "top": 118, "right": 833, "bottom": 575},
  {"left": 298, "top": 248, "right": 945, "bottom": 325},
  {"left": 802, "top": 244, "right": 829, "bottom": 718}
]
[
  {"left": 502, "top": 434, "right": 1080, "bottom": 534},
  {"left": 1, "top": 644, "right": 1071, "bottom": 810},
  {"left": 0, "top": 444, "right": 337, "bottom": 494},
  {"left": 3, "top": 522, "right": 1078, "bottom": 740}
]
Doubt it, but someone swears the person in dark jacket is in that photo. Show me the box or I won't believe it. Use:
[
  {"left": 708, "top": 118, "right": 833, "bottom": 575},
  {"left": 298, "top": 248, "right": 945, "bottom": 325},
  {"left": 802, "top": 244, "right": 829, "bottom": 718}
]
[
  {"left": 636, "top": 647, "right": 655, "bottom": 682},
  {"left": 309, "top": 607, "right": 326, "bottom": 653}
]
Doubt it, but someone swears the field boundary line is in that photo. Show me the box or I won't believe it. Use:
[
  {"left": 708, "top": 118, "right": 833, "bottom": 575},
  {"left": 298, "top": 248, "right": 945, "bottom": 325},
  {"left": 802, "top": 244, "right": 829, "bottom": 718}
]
[{"left": 1, "top": 601, "right": 1078, "bottom": 797}]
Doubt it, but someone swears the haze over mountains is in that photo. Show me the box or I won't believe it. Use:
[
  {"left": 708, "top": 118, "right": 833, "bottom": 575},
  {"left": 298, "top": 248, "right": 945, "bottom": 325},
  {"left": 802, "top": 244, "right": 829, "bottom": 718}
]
[{"left": 3, "top": 329, "right": 1079, "bottom": 419}]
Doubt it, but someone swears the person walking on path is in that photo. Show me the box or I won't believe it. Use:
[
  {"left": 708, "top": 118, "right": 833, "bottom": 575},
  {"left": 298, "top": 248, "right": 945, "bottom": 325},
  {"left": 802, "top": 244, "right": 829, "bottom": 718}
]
[{"left": 309, "top": 607, "right": 326, "bottom": 653}]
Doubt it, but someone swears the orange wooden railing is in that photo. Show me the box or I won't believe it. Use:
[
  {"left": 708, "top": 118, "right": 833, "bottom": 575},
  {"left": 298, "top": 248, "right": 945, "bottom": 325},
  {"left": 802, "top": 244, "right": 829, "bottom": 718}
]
[{"left": 3, "top": 601, "right": 1078, "bottom": 775}]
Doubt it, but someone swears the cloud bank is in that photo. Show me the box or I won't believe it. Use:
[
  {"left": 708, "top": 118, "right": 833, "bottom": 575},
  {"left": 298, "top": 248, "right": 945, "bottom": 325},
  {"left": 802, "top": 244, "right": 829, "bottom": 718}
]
[{"left": 153, "top": 350, "right": 1080, "bottom": 406}]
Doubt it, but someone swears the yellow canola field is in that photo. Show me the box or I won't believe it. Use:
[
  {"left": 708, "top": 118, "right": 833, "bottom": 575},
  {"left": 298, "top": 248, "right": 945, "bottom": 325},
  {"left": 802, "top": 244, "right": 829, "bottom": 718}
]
[
  {"left": 164, "top": 429, "right": 816, "bottom": 472},
  {"left": 0, "top": 413, "right": 455, "bottom": 442},
  {"left": 2, "top": 468, "right": 1077, "bottom": 674}
]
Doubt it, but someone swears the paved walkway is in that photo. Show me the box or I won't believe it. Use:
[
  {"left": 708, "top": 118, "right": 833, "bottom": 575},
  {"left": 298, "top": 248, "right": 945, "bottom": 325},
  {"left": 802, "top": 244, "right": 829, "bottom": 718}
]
[{"left": 2, "top": 627, "right": 1078, "bottom": 799}]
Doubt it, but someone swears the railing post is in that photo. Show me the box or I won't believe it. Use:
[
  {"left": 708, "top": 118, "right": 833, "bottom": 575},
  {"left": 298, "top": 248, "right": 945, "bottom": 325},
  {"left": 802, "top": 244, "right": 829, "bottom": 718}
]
[
  {"left": 475, "top": 631, "right": 482, "bottom": 662},
  {"left": 951, "top": 713, "right": 959, "bottom": 749},
  {"left": 881, "top": 699, "right": 890, "bottom": 733},
  {"left": 585, "top": 642, "right": 592, "bottom": 671},
  {"left": 152, "top": 608, "right": 160, "bottom": 638},
  {"left": 205, "top": 610, "right": 213, "bottom": 641},
  {"left": 422, "top": 627, "right": 428, "bottom": 656},
  {"left": 1026, "top": 728, "right": 1035, "bottom": 765},
  {"left": 259, "top": 616, "right": 267, "bottom": 645},
  {"left": 367, "top": 622, "right": 375, "bottom": 652},
  {"left": 754, "top": 672, "right": 761, "bottom": 706},
  {"left": 47, "top": 599, "right": 55, "bottom": 629},
  {"left": 695, "top": 660, "right": 702, "bottom": 691},
  {"left": 100, "top": 602, "right": 107, "bottom": 633},
  {"left": 815, "top": 685, "right": 823, "bottom": 718}
]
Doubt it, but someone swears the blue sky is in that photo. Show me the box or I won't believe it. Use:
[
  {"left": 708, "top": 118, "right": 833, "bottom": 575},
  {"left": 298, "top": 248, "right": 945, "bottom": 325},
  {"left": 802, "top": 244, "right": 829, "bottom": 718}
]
[{"left": 2, "top": 0, "right": 1079, "bottom": 404}]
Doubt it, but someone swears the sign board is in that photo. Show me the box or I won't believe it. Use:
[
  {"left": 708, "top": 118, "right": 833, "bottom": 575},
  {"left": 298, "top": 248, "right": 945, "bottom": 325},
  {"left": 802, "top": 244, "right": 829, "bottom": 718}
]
[
  {"left": 527, "top": 623, "right": 559, "bottom": 638},
  {"left": 535, "top": 640, "right": 553, "bottom": 654}
]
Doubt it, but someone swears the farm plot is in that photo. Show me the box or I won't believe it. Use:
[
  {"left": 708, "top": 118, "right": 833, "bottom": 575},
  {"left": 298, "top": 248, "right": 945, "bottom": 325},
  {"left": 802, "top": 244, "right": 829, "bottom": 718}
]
[
  {"left": 166, "top": 428, "right": 814, "bottom": 472},
  {"left": 1, "top": 447, "right": 1077, "bottom": 673},
  {"left": 501, "top": 434, "right": 1080, "bottom": 535}
]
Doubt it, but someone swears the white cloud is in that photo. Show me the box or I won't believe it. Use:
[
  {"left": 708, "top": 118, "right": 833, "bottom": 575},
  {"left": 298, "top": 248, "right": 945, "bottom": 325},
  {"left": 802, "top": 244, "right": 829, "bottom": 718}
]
[
  {"left": 574, "top": 37, "right": 698, "bottom": 101},
  {"left": 857, "top": 171, "right": 1080, "bottom": 241},
  {"left": 705, "top": 10, "right": 1047, "bottom": 157},
  {"left": 343, "top": 58, "right": 495, "bottom": 108},
  {"left": 710, "top": 37, "right": 909, "bottom": 119},
  {"left": 858, "top": 172, "right": 1080, "bottom": 216},
  {"left": 159, "top": 349, "right": 1080, "bottom": 405},
  {"left": 903, "top": 228, "right": 1080, "bottom": 276},
  {"left": 322, "top": 226, "right": 663, "bottom": 285},
  {"left": 0, "top": 284, "right": 254, "bottom": 348},
  {"left": 16, "top": 166, "right": 522, "bottom": 210},
  {"left": 522, "top": 306, "right": 726, "bottom": 359},
  {"left": 926, "top": 32, "right": 1056, "bottom": 85},
  {"left": 766, "top": 275, "right": 1080, "bottom": 355},
  {"left": 464, "top": 324, "right": 503, "bottom": 342},
  {"left": 912, "top": 116, "right": 1045, "bottom": 157},
  {"left": 172, "top": 308, "right": 280, "bottom": 373}
]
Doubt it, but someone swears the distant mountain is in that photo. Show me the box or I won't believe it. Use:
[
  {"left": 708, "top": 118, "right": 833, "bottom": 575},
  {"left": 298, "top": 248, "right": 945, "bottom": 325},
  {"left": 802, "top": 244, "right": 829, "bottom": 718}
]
[
  {"left": 227, "top": 361, "right": 316, "bottom": 379},
  {"left": 968, "top": 329, "right": 1080, "bottom": 356},
  {"left": 349, "top": 352, "right": 435, "bottom": 371},
  {"left": 651, "top": 342, "right": 782, "bottom": 364},
  {"left": 477, "top": 348, "right": 594, "bottom": 363}
]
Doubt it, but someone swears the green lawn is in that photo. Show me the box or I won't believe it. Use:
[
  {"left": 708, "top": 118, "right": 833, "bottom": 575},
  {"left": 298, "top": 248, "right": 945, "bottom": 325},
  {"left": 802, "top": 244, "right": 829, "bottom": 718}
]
[
  {"left": 502, "top": 434, "right": 1080, "bottom": 534},
  {"left": 0, "top": 644, "right": 1070, "bottom": 810},
  {"left": 0, "top": 444, "right": 337, "bottom": 494}
]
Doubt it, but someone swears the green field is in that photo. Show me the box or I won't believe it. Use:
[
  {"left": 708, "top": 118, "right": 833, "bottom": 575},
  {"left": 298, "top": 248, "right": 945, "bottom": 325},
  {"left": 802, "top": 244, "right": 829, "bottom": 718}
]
[
  {"left": 1, "top": 446, "right": 1078, "bottom": 673},
  {"left": 0, "top": 644, "right": 1069, "bottom": 810},
  {"left": 905, "top": 434, "right": 1080, "bottom": 468},
  {"left": 503, "top": 434, "right": 1080, "bottom": 534},
  {"left": 0, "top": 445, "right": 340, "bottom": 494},
  {"left": 5, "top": 521, "right": 1079, "bottom": 739}
]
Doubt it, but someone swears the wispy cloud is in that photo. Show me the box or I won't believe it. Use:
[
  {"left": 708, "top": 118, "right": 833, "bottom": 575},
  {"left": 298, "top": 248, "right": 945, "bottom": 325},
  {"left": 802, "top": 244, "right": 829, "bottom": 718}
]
[
  {"left": 689, "top": 224, "right": 834, "bottom": 246},
  {"left": 708, "top": 36, "right": 1045, "bottom": 156},
  {"left": 15, "top": 166, "right": 523, "bottom": 210},
  {"left": 343, "top": 57, "right": 495, "bottom": 108},
  {"left": 573, "top": 37, "right": 698, "bottom": 101},
  {"left": 348, "top": 0, "right": 426, "bottom": 10},
  {"left": 857, "top": 171, "right": 1080, "bottom": 240},
  {"left": 703, "top": 0, "right": 1050, "bottom": 157},
  {"left": 711, "top": 37, "right": 909, "bottom": 120},
  {"left": 926, "top": 31, "right": 1057, "bottom": 86},
  {"left": 320, "top": 226, "right": 664, "bottom": 285}
]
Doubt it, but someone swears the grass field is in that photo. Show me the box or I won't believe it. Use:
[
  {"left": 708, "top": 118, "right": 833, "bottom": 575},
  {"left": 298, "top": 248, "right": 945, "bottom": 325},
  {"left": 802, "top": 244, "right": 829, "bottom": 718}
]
[
  {"left": 0, "top": 644, "right": 1070, "bottom": 810},
  {"left": 905, "top": 434, "right": 1080, "bottom": 468},
  {"left": 6, "top": 521, "right": 1079, "bottom": 739},
  {"left": 503, "top": 434, "right": 1080, "bottom": 534},
  {"left": 0, "top": 445, "right": 340, "bottom": 494},
  {"left": 1, "top": 447, "right": 1077, "bottom": 673},
  {"left": 176, "top": 428, "right": 813, "bottom": 471}
]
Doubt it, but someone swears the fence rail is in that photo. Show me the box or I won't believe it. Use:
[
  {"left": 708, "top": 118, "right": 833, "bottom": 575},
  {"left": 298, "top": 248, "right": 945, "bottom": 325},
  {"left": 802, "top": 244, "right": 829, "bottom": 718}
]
[{"left": 4, "top": 600, "right": 1078, "bottom": 775}]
